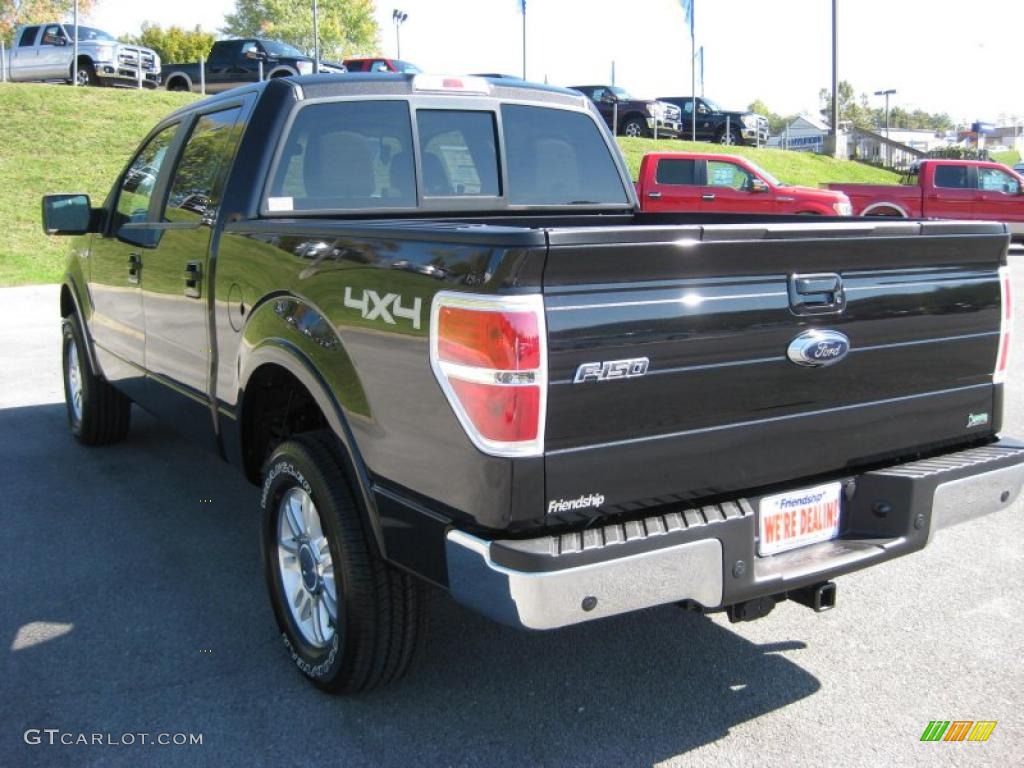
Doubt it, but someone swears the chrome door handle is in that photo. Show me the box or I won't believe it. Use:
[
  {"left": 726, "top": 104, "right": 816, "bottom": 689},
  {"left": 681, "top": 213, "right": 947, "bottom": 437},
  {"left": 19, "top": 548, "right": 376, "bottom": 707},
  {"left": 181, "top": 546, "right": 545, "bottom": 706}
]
[
  {"left": 647, "top": 191, "right": 662, "bottom": 199},
  {"left": 702, "top": 194, "right": 716, "bottom": 201}
]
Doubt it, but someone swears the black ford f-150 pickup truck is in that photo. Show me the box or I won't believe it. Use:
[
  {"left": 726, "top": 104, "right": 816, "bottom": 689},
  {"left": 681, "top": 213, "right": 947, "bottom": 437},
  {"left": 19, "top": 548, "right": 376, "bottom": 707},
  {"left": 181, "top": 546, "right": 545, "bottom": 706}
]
[{"left": 44, "top": 73, "right": 1023, "bottom": 694}]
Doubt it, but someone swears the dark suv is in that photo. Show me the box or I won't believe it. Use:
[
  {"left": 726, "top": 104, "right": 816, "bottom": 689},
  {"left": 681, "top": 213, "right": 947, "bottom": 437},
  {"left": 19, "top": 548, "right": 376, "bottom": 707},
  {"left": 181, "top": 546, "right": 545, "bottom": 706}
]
[
  {"left": 659, "top": 96, "right": 769, "bottom": 146},
  {"left": 570, "top": 85, "right": 681, "bottom": 138}
]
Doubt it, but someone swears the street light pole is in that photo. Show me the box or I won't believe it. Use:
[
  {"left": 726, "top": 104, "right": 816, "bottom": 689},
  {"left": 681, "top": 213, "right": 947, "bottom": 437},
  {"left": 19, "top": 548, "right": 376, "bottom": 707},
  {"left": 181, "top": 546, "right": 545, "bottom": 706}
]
[
  {"left": 829, "top": 0, "right": 838, "bottom": 157},
  {"left": 312, "top": 0, "right": 319, "bottom": 73},
  {"left": 72, "top": 0, "right": 79, "bottom": 86},
  {"left": 392, "top": 9, "right": 407, "bottom": 60},
  {"left": 874, "top": 88, "right": 896, "bottom": 167}
]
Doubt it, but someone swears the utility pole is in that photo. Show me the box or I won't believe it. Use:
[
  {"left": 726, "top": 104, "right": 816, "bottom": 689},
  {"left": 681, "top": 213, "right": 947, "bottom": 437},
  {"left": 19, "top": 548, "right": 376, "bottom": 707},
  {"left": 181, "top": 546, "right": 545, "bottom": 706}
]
[
  {"left": 874, "top": 88, "right": 896, "bottom": 167},
  {"left": 312, "top": 0, "right": 319, "bottom": 73},
  {"left": 393, "top": 9, "right": 408, "bottom": 60},
  {"left": 829, "top": 0, "right": 838, "bottom": 157},
  {"left": 520, "top": 1, "right": 526, "bottom": 80}
]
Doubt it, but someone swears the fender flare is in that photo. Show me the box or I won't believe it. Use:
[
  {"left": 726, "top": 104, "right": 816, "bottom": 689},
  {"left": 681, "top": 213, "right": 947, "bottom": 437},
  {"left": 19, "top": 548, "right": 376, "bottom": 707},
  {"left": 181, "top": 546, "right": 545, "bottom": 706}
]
[
  {"left": 861, "top": 201, "right": 909, "bottom": 218},
  {"left": 238, "top": 340, "right": 387, "bottom": 558},
  {"left": 267, "top": 66, "right": 298, "bottom": 79},
  {"left": 60, "top": 277, "right": 100, "bottom": 376}
]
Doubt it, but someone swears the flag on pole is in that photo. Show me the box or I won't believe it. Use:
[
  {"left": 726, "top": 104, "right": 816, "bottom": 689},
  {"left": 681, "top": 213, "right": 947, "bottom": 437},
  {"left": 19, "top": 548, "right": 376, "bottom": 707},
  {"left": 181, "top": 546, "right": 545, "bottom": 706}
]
[{"left": 679, "top": 0, "right": 693, "bottom": 33}]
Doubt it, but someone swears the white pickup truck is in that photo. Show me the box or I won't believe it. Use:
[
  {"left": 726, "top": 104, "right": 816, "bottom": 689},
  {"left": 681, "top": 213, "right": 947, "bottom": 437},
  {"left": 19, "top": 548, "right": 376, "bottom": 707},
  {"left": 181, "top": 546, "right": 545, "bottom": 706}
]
[{"left": 6, "top": 23, "right": 160, "bottom": 88}]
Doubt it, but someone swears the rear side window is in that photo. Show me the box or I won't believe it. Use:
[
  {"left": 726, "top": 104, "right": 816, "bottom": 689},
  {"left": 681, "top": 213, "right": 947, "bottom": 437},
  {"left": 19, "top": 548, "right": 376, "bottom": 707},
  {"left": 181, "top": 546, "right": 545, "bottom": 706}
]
[
  {"left": 267, "top": 100, "right": 416, "bottom": 211},
  {"left": 417, "top": 110, "right": 499, "bottom": 197},
  {"left": 655, "top": 158, "right": 697, "bottom": 185},
  {"left": 165, "top": 107, "right": 244, "bottom": 223},
  {"left": 502, "top": 104, "right": 628, "bottom": 205},
  {"left": 933, "top": 165, "right": 968, "bottom": 189},
  {"left": 18, "top": 27, "right": 40, "bottom": 47}
]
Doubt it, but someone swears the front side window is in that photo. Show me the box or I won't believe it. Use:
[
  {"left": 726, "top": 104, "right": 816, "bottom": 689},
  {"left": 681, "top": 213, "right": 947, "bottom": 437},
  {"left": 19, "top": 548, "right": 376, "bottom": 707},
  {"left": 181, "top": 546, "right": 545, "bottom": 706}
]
[
  {"left": 707, "top": 160, "right": 754, "bottom": 191},
  {"left": 417, "top": 110, "right": 499, "bottom": 197},
  {"left": 261, "top": 40, "right": 305, "bottom": 58},
  {"left": 934, "top": 165, "right": 968, "bottom": 189},
  {"left": 655, "top": 158, "right": 697, "bottom": 186},
  {"left": 165, "top": 107, "right": 244, "bottom": 223},
  {"left": 978, "top": 167, "right": 1020, "bottom": 194},
  {"left": 268, "top": 100, "right": 416, "bottom": 211},
  {"left": 503, "top": 105, "right": 629, "bottom": 206},
  {"left": 115, "top": 124, "right": 179, "bottom": 227},
  {"left": 40, "top": 25, "right": 65, "bottom": 46}
]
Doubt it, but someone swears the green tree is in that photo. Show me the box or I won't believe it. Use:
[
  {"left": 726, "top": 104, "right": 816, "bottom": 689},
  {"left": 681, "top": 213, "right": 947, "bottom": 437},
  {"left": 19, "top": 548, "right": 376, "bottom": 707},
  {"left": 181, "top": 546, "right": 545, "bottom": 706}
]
[
  {"left": 222, "top": 0, "right": 379, "bottom": 60},
  {"left": 1, "top": 0, "right": 98, "bottom": 45},
  {"left": 126, "top": 22, "right": 214, "bottom": 65},
  {"left": 748, "top": 99, "right": 792, "bottom": 136}
]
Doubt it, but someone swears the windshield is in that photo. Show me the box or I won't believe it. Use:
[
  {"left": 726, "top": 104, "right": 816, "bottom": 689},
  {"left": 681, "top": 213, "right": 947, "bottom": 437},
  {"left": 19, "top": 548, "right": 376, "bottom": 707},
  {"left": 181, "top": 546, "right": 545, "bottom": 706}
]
[
  {"left": 610, "top": 86, "right": 633, "bottom": 100},
  {"left": 64, "top": 25, "right": 117, "bottom": 43},
  {"left": 261, "top": 40, "right": 306, "bottom": 58},
  {"left": 392, "top": 59, "right": 421, "bottom": 73},
  {"left": 743, "top": 159, "right": 781, "bottom": 186}
]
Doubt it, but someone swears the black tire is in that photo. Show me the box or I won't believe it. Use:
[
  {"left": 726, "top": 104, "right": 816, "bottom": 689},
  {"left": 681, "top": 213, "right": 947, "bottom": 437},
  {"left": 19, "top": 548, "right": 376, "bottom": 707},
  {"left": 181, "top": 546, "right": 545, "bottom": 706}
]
[
  {"left": 621, "top": 116, "right": 650, "bottom": 138},
  {"left": 261, "top": 430, "right": 423, "bottom": 694},
  {"left": 62, "top": 314, "right": 131, "bottom": 445},
  {"left": 72, "top": 59, "right": 99, "bottom": 87},
  {"left": 166, "top": 78, "right": 190, "bottom": 92}
]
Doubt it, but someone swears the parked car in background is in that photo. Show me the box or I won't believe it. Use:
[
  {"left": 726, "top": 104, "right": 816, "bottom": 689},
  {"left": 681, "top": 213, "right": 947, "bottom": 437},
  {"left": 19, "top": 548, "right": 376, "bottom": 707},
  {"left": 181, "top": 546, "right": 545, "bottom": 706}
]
[
  {"left": 343, "top": 57, "right": 421, "bottom": 73},
  {"left": 163, "top": 39, "right": 345, "bottom": 93},
  {"left": 5, "top": 23, "right": 160, "bottom": 87},
  {"left": 637, "top": 152, "right": 852, "bottom": 215},
  {"left": 828, "top": 158, "right": 1024, "bottom": 240},
  {"left": 570, "top": 85, "right": 682, "bottom": 138},
  {"left": 658, "top": 96, "right": 768, "bottom": 146}
]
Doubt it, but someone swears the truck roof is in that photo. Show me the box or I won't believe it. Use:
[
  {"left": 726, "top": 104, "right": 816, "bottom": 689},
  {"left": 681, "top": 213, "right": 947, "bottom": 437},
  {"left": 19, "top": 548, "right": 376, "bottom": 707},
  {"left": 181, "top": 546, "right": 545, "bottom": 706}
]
[{"left": 163, "top": 72, "right": 590, "bottom": 121}]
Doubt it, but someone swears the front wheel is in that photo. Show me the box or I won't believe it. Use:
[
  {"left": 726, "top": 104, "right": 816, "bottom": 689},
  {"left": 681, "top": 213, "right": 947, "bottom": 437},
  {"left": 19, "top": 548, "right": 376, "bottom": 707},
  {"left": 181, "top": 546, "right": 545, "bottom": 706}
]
[
  {"left": 717, "top": 128, "right": 743, "bottom": 146},
  {"left": 261, "top": 431, "right": 423, "bottom": 693},
  {"left": 71, "top": 61, "right": 99, "bottom": 87},
  {"left": 621, "top": 116, "right": 649, "bottom": 138},
  {"left": 62, "top": 314, "right": 131, "bottom": 444}
]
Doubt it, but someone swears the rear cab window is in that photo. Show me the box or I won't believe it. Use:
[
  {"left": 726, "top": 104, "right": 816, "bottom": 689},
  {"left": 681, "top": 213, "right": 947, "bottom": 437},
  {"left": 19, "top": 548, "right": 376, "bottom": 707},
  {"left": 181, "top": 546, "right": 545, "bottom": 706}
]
[
  {"left": 933, "top": 165, "right": 968, "bottom": 189},
  {"left": 655, "top": 158, "right": 697, "bottom": 185},
  {"left": 18, "top": 26, "right": 40, "bottom": 47},
  {"left": 164, "top": 107, "right": 245, "bottom": 223},
  {"left": 264, "top": 96, "right": 630, "bottom": 214}
]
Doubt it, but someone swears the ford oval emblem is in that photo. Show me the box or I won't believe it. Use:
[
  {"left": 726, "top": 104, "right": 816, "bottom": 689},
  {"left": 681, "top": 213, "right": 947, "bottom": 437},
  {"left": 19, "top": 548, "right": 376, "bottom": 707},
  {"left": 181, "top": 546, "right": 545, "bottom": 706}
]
[{"left": 787, "top": 330, "right": 850, "bottom": 368}]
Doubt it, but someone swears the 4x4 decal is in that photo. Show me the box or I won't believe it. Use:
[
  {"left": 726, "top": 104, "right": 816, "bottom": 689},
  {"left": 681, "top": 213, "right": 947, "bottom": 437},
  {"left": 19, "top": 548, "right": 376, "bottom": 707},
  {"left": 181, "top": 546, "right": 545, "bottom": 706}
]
[{"left": 343, "top": 287, "right": 422, "bottom": 330}]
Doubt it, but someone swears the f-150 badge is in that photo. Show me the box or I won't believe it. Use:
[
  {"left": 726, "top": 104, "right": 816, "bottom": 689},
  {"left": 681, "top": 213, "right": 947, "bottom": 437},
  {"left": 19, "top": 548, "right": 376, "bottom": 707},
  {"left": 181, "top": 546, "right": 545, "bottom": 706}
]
[
  {"left": 574, "top": 357, "right": 649, "bottom": 383},
  {"left": 786, "top": 330, "right": 850, "bottom": 368}
]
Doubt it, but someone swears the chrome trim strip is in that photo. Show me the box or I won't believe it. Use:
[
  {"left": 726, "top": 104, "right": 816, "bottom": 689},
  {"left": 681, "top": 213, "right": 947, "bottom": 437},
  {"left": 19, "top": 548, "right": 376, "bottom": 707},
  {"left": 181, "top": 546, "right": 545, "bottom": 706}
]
[
  {"left": 850, "top": 331, "right": 999, "bottom": 353},
  {"left": 547, "top": 383, "right": 992, "bottom": 455},
  {"left": 547, "top": 291, "right": 787, "bottom": 312},
  {"left": 929, "top": 463, "right": 1024, "bottom": 543},
  {"left": 844, "top": 277, "right": 991, "bottom": 293},
  {"left": 445, "top": 530, "right": 723, "bottom": 629}
]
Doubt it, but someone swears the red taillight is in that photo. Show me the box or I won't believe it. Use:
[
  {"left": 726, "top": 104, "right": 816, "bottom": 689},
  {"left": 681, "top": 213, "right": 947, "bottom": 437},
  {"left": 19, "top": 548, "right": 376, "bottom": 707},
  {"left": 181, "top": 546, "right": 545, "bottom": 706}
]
[
  {"left": 995, "top": 266, "right": 1013, "bottom": 383},
  {"left": 431, "top": 293, "right": 546, "bottom": 456}
]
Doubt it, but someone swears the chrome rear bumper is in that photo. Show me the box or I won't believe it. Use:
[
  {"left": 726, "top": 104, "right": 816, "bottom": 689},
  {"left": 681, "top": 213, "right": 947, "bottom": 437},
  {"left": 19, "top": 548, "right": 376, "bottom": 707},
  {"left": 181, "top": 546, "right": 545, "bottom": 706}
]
[{"left": 446, "top": 439, "right": 1024, "bottom": 630}]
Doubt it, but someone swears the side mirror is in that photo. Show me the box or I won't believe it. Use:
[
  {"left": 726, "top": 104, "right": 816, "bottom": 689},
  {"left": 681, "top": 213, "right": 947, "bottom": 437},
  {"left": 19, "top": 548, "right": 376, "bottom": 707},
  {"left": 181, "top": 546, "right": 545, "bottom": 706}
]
[
  {"left": 244, "top": 49, "right": 268, "bottom": 61},
  {"left": 750, "top": 178, "right": 769, "bottom": 193},
  {"left": 697, "top": 105, "right": 710, "bottom": 115},
  {"left": 42, "top": 194, "right": 95, "bottom": 235},
  {"left": 600, "top": 93, "right": 617, "bottom": 104}
]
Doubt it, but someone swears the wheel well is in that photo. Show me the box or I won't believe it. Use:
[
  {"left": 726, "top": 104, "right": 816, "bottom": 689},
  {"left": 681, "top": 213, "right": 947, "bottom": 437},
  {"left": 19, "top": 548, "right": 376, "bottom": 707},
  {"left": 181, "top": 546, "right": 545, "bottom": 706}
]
[
  {"left": 166, "top": 75, "right": 189, "bottom": 90},
  {"left": 862, "top": 203, "right": 906, "bottom": 217},
  {"left": 240, "top": 364, "right": 329, "bottom": 483},
  {"left": 269, "top": 68, "right": 296, "bottom": 79}
]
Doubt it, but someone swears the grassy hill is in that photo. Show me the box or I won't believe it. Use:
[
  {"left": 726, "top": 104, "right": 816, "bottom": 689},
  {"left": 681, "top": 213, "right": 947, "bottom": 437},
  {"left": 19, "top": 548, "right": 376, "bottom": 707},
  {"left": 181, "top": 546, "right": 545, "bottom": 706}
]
[{"left": 1, "top": 82, "right": 901, "bottom": 286}]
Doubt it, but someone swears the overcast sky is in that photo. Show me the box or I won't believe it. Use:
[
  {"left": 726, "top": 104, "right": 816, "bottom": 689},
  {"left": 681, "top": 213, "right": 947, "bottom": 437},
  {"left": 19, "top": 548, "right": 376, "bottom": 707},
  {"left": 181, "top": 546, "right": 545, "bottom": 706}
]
[{"left": 86, "top": 0, "right": 1023, "bottom": 125}]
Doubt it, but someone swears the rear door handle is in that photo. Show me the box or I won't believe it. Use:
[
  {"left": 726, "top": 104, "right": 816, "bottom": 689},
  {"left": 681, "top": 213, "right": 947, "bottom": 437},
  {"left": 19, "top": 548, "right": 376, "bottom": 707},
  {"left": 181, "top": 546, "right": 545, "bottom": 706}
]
[
  {"left": 128, "top": 253, "right": 141, "bottom": 284},
  {"left": 184, "top": 260, "right": 202, "bottom": 298},
  {"left": 702, "top": 193, "right": 716, "bottom": 201},
  {"left": 647, "top": 191, "right": 662, "bottom": 199}
]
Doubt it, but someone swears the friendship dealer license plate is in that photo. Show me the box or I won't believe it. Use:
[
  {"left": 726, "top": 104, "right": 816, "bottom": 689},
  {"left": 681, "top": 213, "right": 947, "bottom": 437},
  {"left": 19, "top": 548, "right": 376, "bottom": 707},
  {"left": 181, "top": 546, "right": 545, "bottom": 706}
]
[{"left": 757, "top": 482, "right": 842, "bottom": 556}]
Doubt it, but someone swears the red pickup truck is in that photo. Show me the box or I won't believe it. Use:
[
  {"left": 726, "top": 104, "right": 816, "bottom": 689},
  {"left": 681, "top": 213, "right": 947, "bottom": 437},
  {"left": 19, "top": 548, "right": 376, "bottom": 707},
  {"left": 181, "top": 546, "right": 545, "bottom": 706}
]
[
  {"left": 637, "top": 152, "right": 852, "bottom": 216},
  {"left": 828, "top": 159, "right": 1024, "bottom": 240}
]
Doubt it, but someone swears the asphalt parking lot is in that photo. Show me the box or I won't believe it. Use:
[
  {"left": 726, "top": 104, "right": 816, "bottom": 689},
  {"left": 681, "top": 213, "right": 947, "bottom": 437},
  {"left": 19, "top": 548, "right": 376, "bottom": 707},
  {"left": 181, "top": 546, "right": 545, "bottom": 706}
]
[{"left": 2, "top": 250, "right": 1023, "bottom": 767}]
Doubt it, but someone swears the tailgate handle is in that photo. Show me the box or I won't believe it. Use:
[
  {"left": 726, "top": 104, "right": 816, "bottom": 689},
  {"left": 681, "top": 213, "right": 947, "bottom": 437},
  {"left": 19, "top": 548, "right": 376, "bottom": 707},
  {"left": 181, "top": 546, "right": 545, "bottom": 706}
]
[{"left": 789, "top": 273, "right": 845, "bottom": 316}]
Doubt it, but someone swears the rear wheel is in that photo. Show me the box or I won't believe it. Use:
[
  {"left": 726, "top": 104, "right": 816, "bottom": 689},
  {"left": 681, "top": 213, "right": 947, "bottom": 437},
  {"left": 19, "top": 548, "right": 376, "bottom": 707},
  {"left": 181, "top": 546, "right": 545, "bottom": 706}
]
[
  {"left": 717, "top": 127, "right": 743, "bottom": 146},
  {"left": 261, "top": 430, "right": 423, "bottom": 693},
  {"left": 166, "top": 78, "right": 190, "bottom": 92},
  {"left": 62, "top": 314, "right": 131, "bottom": 445}
]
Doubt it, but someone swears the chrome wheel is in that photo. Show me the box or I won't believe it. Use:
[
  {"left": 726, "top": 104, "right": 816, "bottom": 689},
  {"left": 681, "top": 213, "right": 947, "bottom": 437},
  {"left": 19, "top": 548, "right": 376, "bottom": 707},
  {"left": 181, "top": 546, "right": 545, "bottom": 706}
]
[
  {"left": 623, "top": 120, "right": 643, "bottom": 137},
  {"left": 75, "top": 67, "right": 91, "bottom": 87},
  {"left": 66, "top": 336, "right": 83, "bottom": 423},
  {"left": 276, "top": 487, "right": 338, "bottom": 648}
]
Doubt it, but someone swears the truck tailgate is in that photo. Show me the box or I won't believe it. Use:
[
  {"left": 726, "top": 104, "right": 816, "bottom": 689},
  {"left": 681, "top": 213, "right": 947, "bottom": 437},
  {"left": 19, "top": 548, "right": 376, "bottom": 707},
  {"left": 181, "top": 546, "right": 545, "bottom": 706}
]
[{"left": 542, "top": 219, "right": 1009, "bottom": 516}]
